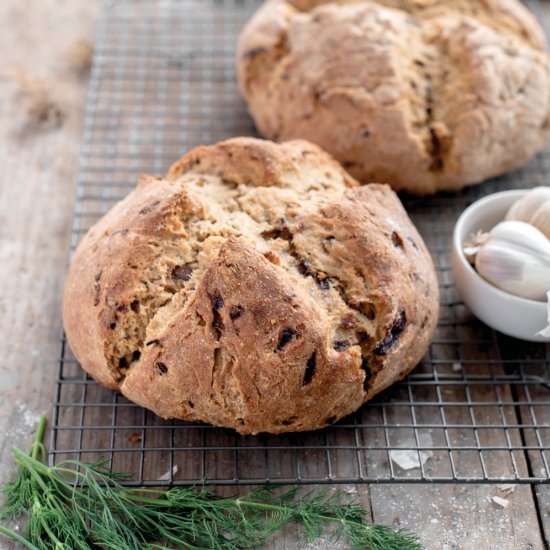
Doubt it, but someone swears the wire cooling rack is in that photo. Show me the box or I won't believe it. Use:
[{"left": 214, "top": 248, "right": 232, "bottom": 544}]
[{"left": 50, "top": 0, "right": 550, "bottom": 485}]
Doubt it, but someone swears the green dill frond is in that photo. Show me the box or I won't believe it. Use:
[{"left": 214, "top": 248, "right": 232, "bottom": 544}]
[
  {"left": 0, "top": 416, "right": 424, "bottom": 550},
  {"left": 346, "top": 523, "right": 424, "bottom": 550},
  {"left": 0, "top": 468, "right": 37, "bottom": 518}
]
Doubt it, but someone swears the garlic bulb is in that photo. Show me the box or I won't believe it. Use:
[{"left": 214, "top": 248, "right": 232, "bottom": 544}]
[
  {"left": 505, "top": 186, "right": 550, "bottom": 239},
  {"left": 474, "top": 221, "right": 550, "bottom": 301}
]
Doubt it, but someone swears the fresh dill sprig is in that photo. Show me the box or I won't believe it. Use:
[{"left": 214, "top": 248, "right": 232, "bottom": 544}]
[{"left": 0, "top": 416, "right": 423, "bottom": 550}]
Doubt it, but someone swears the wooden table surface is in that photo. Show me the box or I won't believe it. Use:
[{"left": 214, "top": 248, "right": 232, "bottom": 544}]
[{"left": 1, "top": 2, "right": 549, "bottom": 549}]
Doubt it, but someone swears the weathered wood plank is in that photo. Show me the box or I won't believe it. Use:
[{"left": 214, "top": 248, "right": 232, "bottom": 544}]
[
  {"left": 498, "top": 333, "right": 550, "bottom": 549},
  {"left": 0, "top": 1, "right": 99, "bottom": 547},
  {"left": 370, "top": 483, "right": 544, "bottom": 550},
  {"left": 367, "top": 322, "right": 545, "bottom": 548}
]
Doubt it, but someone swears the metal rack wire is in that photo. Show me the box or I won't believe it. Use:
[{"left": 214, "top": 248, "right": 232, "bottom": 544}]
[{"left": 50, "top": 0, "right": 550, "bottom": 485}]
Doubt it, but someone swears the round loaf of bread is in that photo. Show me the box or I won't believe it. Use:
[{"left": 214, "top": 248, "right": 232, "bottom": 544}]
[
  {"left": 63, "top": 138, "right": 439, "bottom": 434},
  {"left": 237, "top": 0, "right": 550, "bottom": 195}
]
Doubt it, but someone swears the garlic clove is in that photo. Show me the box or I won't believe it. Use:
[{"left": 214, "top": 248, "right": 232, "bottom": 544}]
[
  {"left": 471, "top": 221, "right": 550, "bottom": 302},
  {"left": 505, "top": 186, "right": 550, "bottom": 238},
  {"left": 530, "top": 203, "right": 550, "bottom": 241},
  {"left": 475, "top": 240, "right": 550, "bottom": 301},
  {"left": 489, "top": 221, "right": 550, "bottom": 265}
]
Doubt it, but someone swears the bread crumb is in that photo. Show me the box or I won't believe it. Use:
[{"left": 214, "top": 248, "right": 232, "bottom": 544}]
[
  {"left": 68, "top": 38, "right": 94, "bottom": 76},
  {"left": 15, "top": 72, "right": 65, "bottom": 129},
  {"left": 491, "top": 496, "right": 510, "bottom": 508},
  {"left": 498, "top": 484, "right": 516, "bottom": 496},
  {"left": 158, "top": 465, "right": 179, "bottom": 481},
  {"left": 390, "top": 433, "right": 434, "bottom": 470},
  {"left": 263, "top": 250, "right": 280, "bottom": 265},
  {"left": 127, "top": 433, "right": 142, "bottom": 443}
]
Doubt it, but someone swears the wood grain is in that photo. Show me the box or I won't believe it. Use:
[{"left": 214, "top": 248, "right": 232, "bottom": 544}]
[
  {"left": 0, "top": 1, "right": 99, "bottom": 547},
  {"left": 368, "top": 321, "right": 544, "bottom": 549}
]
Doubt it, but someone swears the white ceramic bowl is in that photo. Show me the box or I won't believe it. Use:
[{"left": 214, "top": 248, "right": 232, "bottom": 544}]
[{"left": 451, "top": 189, "right": 549, "bottom": 342}]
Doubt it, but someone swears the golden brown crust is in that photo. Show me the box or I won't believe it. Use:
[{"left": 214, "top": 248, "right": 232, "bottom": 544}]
[
  {"left": 63, "top": 137, "right": 439, "bottom": 434},
  {"left": 237, "top": 0, "right": 550, "bottom": 194}
]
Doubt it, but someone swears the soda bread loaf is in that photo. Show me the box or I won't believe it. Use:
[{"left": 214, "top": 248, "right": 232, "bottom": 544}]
[
  {"left": 237, "top": 0, "right": 550, "bottom": 195},
  {"left": 63, "top": 138, "right": 439, "bottom": 434}
]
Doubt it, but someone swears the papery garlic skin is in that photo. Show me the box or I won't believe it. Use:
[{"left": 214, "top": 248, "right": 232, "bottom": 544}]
[
  {"left": 474, "top": 221, "right": 550, "bottom": 301},
  {"left": 505, "top": 186, "right": 550, "bottom": 239}
]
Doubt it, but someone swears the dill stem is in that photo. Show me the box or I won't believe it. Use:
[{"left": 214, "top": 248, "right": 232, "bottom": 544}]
[
  {"left": 0, "top": 525, "right": 41, "bottom": 550},
  {"left": 11, "top": 452, "right": 84, "bottom": 502},
  {"left": 30, "top": 416, "right": 47, "bottom": 462},
  {"left": 13, "top": 453, "right": 52, "bottom": 498}
]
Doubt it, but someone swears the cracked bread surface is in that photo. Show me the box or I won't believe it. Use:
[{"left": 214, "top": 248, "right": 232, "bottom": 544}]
[
  {"left": 63, "top": 137, "right": 439, "bottom": 434},
  {"left": 237, "top": 0, "right": 550, "bottom": 195}
]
